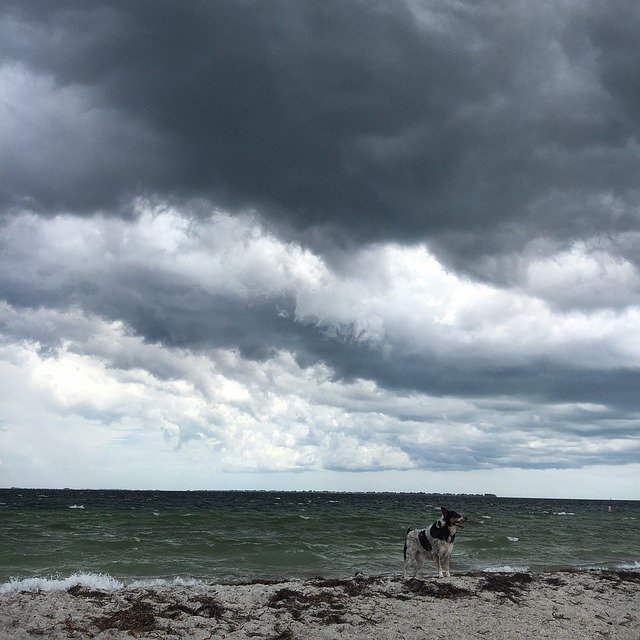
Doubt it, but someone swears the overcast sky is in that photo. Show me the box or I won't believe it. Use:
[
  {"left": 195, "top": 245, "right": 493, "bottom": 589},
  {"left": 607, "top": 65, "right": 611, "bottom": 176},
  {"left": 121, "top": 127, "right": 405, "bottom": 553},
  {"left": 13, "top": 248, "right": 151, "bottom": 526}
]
[{"left": 1, "top": 0, "right": 639, "bottom": 498}]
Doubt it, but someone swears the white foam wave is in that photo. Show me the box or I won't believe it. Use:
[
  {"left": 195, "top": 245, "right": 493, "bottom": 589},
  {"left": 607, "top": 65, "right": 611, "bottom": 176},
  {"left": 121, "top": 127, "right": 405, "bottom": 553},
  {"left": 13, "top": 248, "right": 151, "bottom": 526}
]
[
  {"left": 507, "top": 536, "right": 519, "bottom": 542},
  {"left": 483, "top": 565, "right": 528, "bottom": 573},
  {"left": 0, "top": 573, "right": 205, "bottom": 594},
  {"left": 68, "top": 505, "right": 85, "bottom": 509},
  {"left": 616, "top": 561, "right": 640, "bottom": 571},
  {"left": 0, "top": 573, "right": 123, "bottom": 594},
  {"left": 481, "top": 515, "right": 491, "bottom": 519},
  {"left": 553, "top": 512, "right": 575, "bottom": 516}
]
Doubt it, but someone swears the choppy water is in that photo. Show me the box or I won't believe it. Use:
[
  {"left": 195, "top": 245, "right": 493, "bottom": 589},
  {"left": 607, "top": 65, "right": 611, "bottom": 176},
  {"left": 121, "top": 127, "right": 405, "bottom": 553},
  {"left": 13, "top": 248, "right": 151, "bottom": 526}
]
[{"left": 1, "top": 489, "right": 637, "bottom": 592}]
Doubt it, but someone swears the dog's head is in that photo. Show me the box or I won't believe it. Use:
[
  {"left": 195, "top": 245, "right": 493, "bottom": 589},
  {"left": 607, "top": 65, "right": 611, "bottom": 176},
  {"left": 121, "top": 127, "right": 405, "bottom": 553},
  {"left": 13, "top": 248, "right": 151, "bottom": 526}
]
[{"left": 440, "top": 506, "right": 468, "bottom": 531}]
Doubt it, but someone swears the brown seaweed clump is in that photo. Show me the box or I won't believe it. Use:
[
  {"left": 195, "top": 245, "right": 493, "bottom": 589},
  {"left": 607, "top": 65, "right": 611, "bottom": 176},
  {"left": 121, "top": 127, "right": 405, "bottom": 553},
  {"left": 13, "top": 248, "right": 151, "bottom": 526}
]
[
  {"left": 67, "top": 585, "right": 109, "bottom": 600},
  {"left": 403, "top": 578, "right": 474, "bottom": 599},
  {"left": 160, "top": 594, "right": 225, "bottom": 620},
  {"left": 599, "top": 570, "right": 640, "bottom": 586},
  {"left": 93, "top": 597, "right": 157, "bottom": 633},
  {"left": 480, "top": 572, "right": 533, "bottom": 604}
]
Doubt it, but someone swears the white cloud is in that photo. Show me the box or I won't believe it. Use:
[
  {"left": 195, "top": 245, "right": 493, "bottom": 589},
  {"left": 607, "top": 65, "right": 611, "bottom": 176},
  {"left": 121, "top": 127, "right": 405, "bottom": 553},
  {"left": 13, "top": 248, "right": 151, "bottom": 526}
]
[
  {"left": 1, "top": 303, "right": 638, "bottom": 491},
  {"left": 524, "top": 241, "right": 640, "bottom": 310}
]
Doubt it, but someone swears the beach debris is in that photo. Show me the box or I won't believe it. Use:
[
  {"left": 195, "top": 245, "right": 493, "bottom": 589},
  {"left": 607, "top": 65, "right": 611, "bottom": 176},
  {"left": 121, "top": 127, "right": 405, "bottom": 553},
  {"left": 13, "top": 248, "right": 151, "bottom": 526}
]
[
  {"left": 93, "top": 597, "right": 157, "bottom": 633},
  {"left": 402, "top": 578, "right": 474, "bottom": 599},
  {"left": 433, "top": 581, "right": 476, "bottom": 599},
  {"left": 480, "top": 572, "right": 533, "bottom": 604},
  {"left": 600, "top": 570, "right": 640, "bottom": 586},
  {"left": 67, "top": 584, "right": 108, "bottom": 600},
  {"left": 160, "top": 594, "right": 225, "bottom": 620}
]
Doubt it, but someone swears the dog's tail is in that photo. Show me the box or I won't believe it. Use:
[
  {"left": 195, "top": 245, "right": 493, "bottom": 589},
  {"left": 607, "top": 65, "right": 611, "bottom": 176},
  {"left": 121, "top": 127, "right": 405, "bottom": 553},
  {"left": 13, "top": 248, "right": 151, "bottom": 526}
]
[{"left": 403, "top": 527, "right": 412, "bottom": 561}]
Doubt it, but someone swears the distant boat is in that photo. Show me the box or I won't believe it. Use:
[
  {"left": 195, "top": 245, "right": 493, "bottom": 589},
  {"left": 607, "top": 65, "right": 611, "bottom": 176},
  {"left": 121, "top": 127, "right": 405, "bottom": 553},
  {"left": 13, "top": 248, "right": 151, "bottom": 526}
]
[{"left": 608, "top": 505, "right": 612, "bottom": 512}]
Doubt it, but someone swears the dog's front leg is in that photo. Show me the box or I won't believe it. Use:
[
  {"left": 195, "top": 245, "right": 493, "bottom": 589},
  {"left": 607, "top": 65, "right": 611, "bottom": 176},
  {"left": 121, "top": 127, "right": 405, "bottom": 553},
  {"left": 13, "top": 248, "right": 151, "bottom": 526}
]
[
  {"left": 434, "top": 555, "right": 444, "bottom": 578},
  {"left": 442, "top": 554, "right": 451, "bottom": 578}
]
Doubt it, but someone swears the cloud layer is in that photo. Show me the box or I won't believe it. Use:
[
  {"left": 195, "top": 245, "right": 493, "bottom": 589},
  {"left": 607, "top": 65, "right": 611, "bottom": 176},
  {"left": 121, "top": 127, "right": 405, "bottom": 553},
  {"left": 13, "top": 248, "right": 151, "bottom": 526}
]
[{"left": 1, "top": 207, "right": 638, "bottom": 493}]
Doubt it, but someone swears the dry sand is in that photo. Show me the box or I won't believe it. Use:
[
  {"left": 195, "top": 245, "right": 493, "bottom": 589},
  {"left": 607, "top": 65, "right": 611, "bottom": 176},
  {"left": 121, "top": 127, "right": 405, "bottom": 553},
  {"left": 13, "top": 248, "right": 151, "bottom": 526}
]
[{"left": 1, "top": 570, "right": 638, "bottom": 639}]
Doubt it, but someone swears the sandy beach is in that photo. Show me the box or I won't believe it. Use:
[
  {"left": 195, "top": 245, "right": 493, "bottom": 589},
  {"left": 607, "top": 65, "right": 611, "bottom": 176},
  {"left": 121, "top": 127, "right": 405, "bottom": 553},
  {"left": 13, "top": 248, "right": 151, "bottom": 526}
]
[{"left": 1, "top": 569, "right": 638, "bottom": 639}]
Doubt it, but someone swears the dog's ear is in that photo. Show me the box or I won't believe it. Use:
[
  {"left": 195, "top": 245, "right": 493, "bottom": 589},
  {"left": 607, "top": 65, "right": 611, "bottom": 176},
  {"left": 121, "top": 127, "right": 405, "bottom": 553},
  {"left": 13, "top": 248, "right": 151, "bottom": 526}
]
[{"left": 440, "top": 506, "right": 449, "bottom": 518}]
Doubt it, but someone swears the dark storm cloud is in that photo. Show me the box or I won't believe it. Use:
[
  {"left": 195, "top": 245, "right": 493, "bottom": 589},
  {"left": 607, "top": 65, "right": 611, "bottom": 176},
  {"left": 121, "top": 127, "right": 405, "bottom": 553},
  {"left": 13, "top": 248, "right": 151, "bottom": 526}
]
[
  {"left": 2, "top": 0, "right": 639, "bottom": 264},
  {"left": 0, "top": 255, "right": 299, "bottom": 362},
  {"left": 301, "top": 334, "right": 640, "bottom": 413}
]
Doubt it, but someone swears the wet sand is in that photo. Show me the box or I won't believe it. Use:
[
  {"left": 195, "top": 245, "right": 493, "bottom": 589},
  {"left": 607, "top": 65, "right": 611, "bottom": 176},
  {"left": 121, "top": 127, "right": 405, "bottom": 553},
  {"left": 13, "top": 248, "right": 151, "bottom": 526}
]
[{"left": 2, "top": 569, "right": 638, "bottom": 639}]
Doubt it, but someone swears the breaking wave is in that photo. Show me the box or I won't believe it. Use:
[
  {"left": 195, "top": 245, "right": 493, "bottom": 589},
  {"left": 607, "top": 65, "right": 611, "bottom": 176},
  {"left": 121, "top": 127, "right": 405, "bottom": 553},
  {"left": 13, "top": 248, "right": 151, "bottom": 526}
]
[{"left": 0, "top": 573, "right": 203, "bottom": 594}]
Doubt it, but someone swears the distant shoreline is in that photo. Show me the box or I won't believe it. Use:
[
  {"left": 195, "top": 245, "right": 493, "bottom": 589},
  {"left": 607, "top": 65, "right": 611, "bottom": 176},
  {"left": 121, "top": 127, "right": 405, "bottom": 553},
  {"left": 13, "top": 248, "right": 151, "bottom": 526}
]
[
  {"left": 3, "top": 487, "right": 499, "bottom": 497},
  {"left": 6, "top": 487, "right": 639, "bottom": 500}
]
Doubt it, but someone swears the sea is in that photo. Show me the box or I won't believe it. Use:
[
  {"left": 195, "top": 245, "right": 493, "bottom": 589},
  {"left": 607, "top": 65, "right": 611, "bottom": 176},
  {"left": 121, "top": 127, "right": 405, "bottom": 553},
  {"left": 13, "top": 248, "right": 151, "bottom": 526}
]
[{"left": 1, "top": 489, "right": 638, "bottom": 593}]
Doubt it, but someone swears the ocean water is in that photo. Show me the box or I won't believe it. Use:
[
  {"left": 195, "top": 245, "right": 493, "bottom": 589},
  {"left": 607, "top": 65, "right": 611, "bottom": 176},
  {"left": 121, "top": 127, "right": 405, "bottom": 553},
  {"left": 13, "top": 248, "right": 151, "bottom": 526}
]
[{"left": 1, "top": 489, "right": 638, "bottom": 592}]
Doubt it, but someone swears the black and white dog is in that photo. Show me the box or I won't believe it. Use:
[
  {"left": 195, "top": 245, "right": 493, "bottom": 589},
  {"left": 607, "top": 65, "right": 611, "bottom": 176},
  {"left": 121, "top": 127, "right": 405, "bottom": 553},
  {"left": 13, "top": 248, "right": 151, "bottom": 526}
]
[{"left": 403, "top": 506, "right": 468, "bottom": 579}]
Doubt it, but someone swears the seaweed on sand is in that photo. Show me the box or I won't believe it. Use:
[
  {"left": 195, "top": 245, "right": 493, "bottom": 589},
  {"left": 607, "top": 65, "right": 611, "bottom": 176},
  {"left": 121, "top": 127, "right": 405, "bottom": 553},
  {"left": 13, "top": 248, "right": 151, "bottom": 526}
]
[
  {"left": 160, "top": 594, "right": 225, "bottom": 620},
  {"left": 600, "top": 570, "right": 640, "bottom": 585},
  {"left": 67, "top": 585, "right": 108, "bottom": 600},
  {"left": 93, "top": 597, "right": 157, "bottom": 633},
  {"left": 480, "top": 572, "right": 533, "bottom": 604},
  {"left": 403, "top": 578, "right": 474, "bottom": 599}
]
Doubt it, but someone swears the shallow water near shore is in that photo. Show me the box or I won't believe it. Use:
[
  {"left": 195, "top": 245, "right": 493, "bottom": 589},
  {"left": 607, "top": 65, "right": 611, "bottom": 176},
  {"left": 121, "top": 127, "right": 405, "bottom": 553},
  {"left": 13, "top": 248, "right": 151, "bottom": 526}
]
[{"left": 1, "top": 489, "right": 637, "bottom": 591}]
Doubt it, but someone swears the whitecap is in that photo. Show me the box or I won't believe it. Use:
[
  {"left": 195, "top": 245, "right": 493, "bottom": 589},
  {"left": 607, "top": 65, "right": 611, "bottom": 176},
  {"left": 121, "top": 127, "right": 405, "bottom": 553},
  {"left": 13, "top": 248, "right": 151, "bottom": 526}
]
[
  {"left": 553, "top": 512, "right": 575, "bottom": 516},
  {"left": 507, "top": 536, "right": 519, "bottom": 542},
  {"left": 483, "top": 565, "right": 528, "bottom": 573},
  {"left": 481, "top": 515, "right": 491, "bottom": 519},
  {"left": 0, "top": 573, "right": 123, "bottom": 594},
  {"left": 68, "top": 505, "right": 85, "bottom": 509}
]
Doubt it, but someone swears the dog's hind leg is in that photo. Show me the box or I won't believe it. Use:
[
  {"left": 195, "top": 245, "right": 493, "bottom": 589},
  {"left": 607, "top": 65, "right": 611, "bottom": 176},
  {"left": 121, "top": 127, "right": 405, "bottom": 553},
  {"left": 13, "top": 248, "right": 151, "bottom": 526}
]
[{"left": 412, "top": 553, "right": 425, "bottom": 578}]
